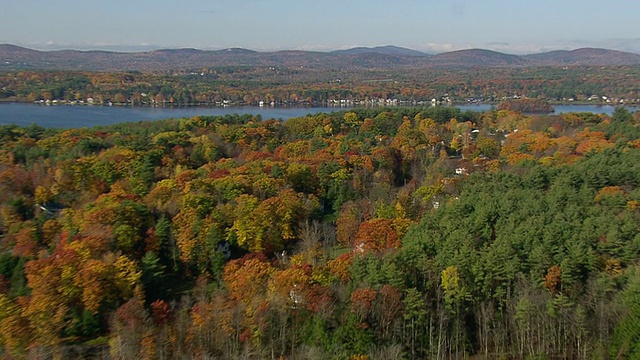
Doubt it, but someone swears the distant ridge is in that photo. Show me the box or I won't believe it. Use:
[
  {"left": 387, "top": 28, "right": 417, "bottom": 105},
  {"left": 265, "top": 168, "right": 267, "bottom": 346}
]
[
  {"left": 0, "top": 44, "right": 40, "bottom": 55},
  {"left": 1, "top": 44, "right": 640, "bottom": 71},
  {"left": 429, "top": 49, "right": 531, "bottom": 67},
  {"left": 151, "top": 48, "right": 204, "bottom": 55},
  {"left": 523, "top": 47, "right": 640, "bottom": 66},
  {"left": 330, "top": 45, "right": 428, "bottom": 57},
  {"left": 212, "top": 48, "right": 259, "bottom": 55}
]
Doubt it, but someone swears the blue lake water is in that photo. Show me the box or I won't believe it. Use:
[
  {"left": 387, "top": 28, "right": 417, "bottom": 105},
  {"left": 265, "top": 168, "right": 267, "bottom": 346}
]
[{"left": 0, "top": 102, "right": 636, "bottom": 129}]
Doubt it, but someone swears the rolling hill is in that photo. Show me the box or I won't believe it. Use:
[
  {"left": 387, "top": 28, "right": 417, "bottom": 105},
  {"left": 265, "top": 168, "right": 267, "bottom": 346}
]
[
  {"left": 1, "top": 44, "right": 639, "bottom": 71},
  {"left": 330, "top": 45, "right": 428, "bottom": 57},
  {"left": 523, "top": 47, "right": 640, "bottom": 66},
  {"left": 428, "top": 48, "right": 532, "bottom": 68}
]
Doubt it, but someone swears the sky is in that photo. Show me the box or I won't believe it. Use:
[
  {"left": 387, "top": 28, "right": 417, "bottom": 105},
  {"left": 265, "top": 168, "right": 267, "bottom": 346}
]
[{"left": 1, "top": 0, "right": 639, "bottom": 54}]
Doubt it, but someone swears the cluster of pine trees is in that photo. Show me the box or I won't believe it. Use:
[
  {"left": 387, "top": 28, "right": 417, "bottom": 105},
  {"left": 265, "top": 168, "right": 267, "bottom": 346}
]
[{"left": 0, "top": 106, "right": 639, "bottom": 359}]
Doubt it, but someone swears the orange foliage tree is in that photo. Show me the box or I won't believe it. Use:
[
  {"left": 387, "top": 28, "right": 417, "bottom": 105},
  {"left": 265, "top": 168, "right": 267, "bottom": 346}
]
[{"left": 354, "top": 218, "right": 401, "bottom": 252}]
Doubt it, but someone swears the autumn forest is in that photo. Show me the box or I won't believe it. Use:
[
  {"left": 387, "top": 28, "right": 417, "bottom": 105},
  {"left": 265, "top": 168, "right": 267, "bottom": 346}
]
[
  {"left": 0, "top": 103, "right": 640, "bottom": 359},
  {"left": 1, "top": 64, "right": 640, "bottom": 106}
]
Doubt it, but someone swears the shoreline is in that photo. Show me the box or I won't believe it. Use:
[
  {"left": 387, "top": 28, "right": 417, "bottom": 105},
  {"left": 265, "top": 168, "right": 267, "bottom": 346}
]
[{"left": 0, "top": 99, "right": 635, "bottom": 109}]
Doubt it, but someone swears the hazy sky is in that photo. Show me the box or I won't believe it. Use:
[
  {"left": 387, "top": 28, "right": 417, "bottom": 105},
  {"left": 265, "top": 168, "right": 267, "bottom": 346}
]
[{"left": 2, "top": 0, "right": 639, "bottom": 54}]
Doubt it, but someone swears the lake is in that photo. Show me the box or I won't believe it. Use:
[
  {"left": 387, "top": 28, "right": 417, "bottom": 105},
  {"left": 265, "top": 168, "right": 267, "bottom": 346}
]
[{"left": 0, "top": 102, "right": 636, "bottom": 129}]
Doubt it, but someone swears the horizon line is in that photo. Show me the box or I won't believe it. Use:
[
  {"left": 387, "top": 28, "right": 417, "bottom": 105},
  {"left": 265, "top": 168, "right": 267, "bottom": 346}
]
[{"left": 2, "top": 42, "right": 640, "bottom": 56}]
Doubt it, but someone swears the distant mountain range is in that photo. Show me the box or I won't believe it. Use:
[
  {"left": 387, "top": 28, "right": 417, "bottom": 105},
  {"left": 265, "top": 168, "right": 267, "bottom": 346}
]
[{"left": 1, "top": 44, "right": 640, "bottom": 71}]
